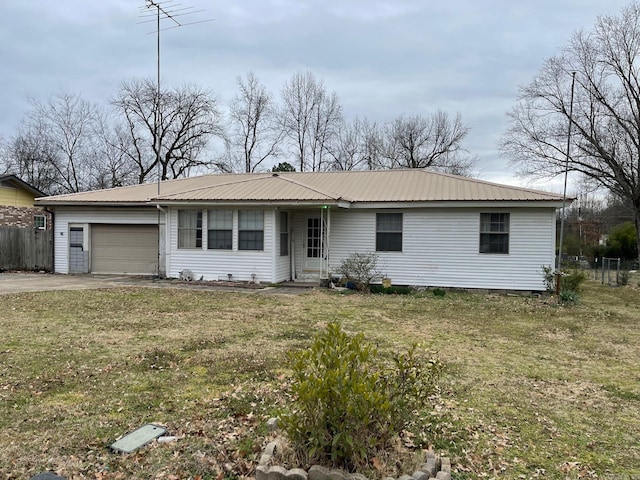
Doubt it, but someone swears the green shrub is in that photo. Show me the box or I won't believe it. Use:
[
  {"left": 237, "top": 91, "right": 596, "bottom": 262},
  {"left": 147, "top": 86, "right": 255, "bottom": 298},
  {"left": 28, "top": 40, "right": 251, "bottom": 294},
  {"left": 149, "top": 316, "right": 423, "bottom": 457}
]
[
  {"left": 541, "top": 265, "right": 555, "bottom": 292},
  {"left": 619, "top": 270, "right": 630, "bottom": 286},
  {"left": 432, "top": 288, "right": 446, "bottom": 297},
  {"left": 369, "top": 285, "right": 412, "bottom": 295},
  {"left": 280, "top": 322, "right": 442, "bottom": 471},
  {"left": 559, "top": 289, "right": 580, "bottom": 305},
  {"left": 541, "top": 266, "right": 587, "bottom": 293},
  {"left": 562, "top": 269, "right": 587, "bottom": 292}
]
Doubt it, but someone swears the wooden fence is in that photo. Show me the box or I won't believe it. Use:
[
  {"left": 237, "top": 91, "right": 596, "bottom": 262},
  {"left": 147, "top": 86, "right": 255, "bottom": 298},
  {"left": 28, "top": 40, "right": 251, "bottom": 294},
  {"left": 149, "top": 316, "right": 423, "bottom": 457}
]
[{"left": 0, "top": 227, "right": 53, "bottom": 271}]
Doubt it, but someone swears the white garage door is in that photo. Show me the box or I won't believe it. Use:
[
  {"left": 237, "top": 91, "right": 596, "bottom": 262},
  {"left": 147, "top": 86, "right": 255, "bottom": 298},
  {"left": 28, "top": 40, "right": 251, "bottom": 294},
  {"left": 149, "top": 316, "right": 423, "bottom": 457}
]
[{"left": 91, "top": 224, "right": 158, "bottom": 275}]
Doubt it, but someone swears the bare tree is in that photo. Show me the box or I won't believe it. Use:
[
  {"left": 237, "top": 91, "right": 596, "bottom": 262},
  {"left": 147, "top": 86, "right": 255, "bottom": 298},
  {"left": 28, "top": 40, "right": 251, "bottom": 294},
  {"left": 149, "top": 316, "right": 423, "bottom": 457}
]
[
  {"left": 380, "top": 111, "right": 471, "bottom": 174},
  {"left": 327, "top": 116, "right": 383, "bottom": 170},
  {"left": 228, "top": 72, "right": 284, "bottom": 172},
  {"left": 5, "top": 130, "right": 60, "bottom": 194},
  {"left": 111, "top": 78, "right": 223, "bottom": 183},
  {"left": 500, "top": 3, "right": 640, "bottom": 261},
  {"left": 6, "top": 92, "right": 105, "bottom": 194},
  {"left": 280, "top": 71, "right": 343, "bottom": 172},
  {"left": 92, "top": 111, "right": 139, "bottom": 189}
]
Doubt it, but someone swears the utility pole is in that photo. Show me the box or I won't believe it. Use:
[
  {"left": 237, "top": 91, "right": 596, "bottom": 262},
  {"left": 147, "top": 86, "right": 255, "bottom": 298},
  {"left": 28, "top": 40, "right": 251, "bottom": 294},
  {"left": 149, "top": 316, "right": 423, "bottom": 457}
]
[{"left": 556, "top": 71, "right": 577, "bottom": 295}]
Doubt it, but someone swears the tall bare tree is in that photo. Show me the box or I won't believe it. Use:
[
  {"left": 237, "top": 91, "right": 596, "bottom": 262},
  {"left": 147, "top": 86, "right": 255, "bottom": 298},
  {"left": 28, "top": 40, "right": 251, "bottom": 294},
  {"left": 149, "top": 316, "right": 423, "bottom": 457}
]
[
  {"left": 380, "top": 111, "right": 471, "bottom": 174},
  {"left": 228, "top": 72, "right": 284, "bottom": 172},
  {"left": 280, "top": 71, "right": 343, "bottom": 172},
  {"left": 92, "top": 111, "right": 139, "bottom": 189},
  {"left": 6, "top": 92, "right": 105, "bottom": 194},
  {"left": 500, "top": 3, "right": 640, "bottom": 261},
  {"left": 111, "top": 78, "right": 223, "bottom": 183},
  {"left": 327, "top": 116, "right": 383, "bottom": 170}
]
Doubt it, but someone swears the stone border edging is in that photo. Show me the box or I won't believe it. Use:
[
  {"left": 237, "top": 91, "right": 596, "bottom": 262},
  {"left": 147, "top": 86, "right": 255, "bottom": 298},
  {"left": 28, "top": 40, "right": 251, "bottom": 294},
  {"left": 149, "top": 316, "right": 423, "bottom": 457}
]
[{"left": 257, "top": 418, "right": 452, "bottom": 480}]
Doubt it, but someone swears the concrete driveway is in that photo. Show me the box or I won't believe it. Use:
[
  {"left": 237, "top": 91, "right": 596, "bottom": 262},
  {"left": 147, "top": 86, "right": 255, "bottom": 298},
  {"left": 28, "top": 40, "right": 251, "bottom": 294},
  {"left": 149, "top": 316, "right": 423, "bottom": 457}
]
[
  {"left": 0, "top": 272, "right": 154, "bottom": 295},
  {"left": 0, "top": 272, "right": 313, "bottom": 295}
]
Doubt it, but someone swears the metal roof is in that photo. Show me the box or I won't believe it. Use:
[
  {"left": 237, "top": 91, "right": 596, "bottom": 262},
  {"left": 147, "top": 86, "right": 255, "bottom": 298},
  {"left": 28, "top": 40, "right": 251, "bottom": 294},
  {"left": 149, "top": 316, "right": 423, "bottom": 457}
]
[{"left": 36, "top": 170, "right": 567, "bottom": 206}]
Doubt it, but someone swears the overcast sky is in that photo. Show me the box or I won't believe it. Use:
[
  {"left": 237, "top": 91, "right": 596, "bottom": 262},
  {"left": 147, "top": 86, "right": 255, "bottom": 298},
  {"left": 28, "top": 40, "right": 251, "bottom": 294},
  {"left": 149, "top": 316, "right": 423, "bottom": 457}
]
[{"left": 0, "top": 1, "right": 631, "bottom": 191}]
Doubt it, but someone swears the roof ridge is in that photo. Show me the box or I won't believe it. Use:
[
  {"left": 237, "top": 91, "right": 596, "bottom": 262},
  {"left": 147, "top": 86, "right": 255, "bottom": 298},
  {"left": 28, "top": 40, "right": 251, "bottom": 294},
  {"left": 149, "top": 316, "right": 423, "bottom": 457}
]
[
  {"left": 275, "top": 173, "right": 346, "bottom": 201},
  {"left": 156, "top": 173, "right": 340, "bottom": 200},
  {"left": 156, "top": 174, "right": 272, "bottom": 199}
]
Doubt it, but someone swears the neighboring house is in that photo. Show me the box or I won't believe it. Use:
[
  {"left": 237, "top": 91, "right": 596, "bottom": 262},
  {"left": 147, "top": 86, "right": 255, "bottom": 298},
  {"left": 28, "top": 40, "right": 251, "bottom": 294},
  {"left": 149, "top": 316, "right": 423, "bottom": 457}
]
[
  {"left": 0, "top": 175, "right": 50, "bottom": 230},
  {"left": 36, "top": 170, "right": 568, "bottom": 291}
]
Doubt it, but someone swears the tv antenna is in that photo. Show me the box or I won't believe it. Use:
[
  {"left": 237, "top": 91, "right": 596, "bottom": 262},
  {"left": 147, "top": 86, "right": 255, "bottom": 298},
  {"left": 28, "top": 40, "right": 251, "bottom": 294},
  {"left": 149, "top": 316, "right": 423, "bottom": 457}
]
[
  {"left": 138, "top": 1, "right": 213, "bottom": 279},
  {"left": 137, "top": 0, "right": 214, "bottom": 192}
]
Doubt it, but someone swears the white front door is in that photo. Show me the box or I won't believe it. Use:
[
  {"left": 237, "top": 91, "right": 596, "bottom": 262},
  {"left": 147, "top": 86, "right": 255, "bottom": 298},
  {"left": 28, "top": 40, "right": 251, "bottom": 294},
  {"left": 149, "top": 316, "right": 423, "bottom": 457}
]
[{"left": 304, "top": 214, "right": 323, "bottom": 273}]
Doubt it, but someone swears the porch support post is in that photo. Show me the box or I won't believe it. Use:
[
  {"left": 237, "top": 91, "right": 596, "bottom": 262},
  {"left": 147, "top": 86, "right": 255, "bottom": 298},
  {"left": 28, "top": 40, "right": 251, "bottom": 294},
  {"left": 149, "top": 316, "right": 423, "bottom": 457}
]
[
  {"left": 325, "top": 206, "right": 331, "bottom": 281},
  {"left": 319, "top": 206, "right": 325, "bottom": 281}
]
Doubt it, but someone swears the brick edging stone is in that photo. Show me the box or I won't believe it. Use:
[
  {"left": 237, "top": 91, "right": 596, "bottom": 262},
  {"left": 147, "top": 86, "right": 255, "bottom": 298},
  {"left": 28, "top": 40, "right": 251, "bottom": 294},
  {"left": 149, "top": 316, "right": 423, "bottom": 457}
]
[{"left": 257, "top": 418, "right": 452, "bottom": 480}]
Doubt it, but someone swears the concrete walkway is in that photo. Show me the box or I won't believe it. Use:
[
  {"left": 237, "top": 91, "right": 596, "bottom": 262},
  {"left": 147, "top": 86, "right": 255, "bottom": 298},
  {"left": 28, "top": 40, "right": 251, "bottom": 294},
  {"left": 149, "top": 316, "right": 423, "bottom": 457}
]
[{"left": 0, "top": 272, "right": 316, "bottom": 295}]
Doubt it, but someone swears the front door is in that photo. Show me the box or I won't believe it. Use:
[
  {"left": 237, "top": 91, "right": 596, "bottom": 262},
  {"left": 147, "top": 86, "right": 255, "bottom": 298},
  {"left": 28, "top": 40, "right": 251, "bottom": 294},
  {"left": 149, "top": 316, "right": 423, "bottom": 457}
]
[
  {"left": 69, "top": 226, "right": 88, "bottom": 273},
  {"left": 304, "top": 214, "right": 323, "bottom": 273}
]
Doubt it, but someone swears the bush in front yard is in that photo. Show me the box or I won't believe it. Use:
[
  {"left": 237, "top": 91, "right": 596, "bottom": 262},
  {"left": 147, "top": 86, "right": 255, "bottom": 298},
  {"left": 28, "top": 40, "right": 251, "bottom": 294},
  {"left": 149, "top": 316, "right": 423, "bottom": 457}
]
[
  {"left": 334, "top": 252, "right": 384, "bottom": 291},
  {"left": 280, "top": 322, "right": 443, "bottom": 472}
]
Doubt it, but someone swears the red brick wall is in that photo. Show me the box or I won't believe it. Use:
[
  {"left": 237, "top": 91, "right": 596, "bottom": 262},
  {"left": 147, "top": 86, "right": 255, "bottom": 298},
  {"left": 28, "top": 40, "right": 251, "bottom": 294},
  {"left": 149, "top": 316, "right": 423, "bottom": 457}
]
[{"left": 0, "top": 206, "right": 52, "bottom": 230}]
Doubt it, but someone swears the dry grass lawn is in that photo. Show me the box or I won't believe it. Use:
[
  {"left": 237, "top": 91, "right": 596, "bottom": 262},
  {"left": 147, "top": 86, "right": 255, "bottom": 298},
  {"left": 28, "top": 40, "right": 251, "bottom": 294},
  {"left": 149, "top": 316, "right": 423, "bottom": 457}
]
[{"left": 0, "top": 279, "right": 639, "bottom": 479}]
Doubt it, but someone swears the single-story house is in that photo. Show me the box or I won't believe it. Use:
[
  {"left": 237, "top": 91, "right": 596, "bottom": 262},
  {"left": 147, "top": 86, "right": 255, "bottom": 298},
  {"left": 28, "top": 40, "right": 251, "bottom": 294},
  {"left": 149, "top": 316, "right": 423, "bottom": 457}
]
[
  {"left": 0, "top": 175, "right": 50, "bottom": 230},
  {"left": 36, "top": 169, "right": 568, "bottom": 291}
]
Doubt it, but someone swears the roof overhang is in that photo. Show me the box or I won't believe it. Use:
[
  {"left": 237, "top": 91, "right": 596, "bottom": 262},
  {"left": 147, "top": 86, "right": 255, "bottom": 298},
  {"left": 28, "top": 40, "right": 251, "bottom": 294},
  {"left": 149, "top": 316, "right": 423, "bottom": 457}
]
[
  {"left": 38, "top": 199, "right": 568, "bottom": 209},
  {"left": 38, "top": 201, "right": 155, "bottom": 208},
  {"left": 0, "top": 175, "right": 45, "bottom": 197},
  {"left": 350, "top": 200, "right": 569, "bottom": 209}
]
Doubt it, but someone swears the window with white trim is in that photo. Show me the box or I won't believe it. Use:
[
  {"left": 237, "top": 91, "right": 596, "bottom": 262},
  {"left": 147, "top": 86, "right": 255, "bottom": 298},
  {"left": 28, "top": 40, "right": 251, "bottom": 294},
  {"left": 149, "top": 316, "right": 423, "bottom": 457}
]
[
  {"left": 178, "top": 210, "right": 202, "bottom": 249},
  {"left": 376, "top": 213, "right": 403, "bottom": 252},
  {"left": 239, "top": 211, "right": 264, "bottom": 251},
  {"left": 280, "top": 212, "right": 289, "bottom": 256},
  {"left": 207, "top": 210, "right": 232, "bottom": 250},
  {"left": 34, "top": 214, "right": 46, "bottom": 230},
  {"left": 479, "top": 213, "right": 510, "bottom": 254}
]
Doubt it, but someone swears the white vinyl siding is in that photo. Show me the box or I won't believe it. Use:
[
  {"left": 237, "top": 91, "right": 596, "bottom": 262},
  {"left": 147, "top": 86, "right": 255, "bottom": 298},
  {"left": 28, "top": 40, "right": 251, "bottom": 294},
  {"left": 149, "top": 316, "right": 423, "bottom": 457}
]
[
  {"left": 168, "top": 208, "right": 276, "bottom": 283},
  {"left": 52, "top": 208, "right": 161, "bottom": 274},
  {"left": 329, "top": 208, "right": 555, "bottom": 291}
]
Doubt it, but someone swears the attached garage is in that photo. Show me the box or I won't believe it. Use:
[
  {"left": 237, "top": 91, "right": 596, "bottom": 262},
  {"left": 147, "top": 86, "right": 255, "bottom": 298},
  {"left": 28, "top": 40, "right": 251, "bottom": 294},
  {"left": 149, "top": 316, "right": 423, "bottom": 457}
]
[{"left": 91, "top": 224, "right": 158, "bottom": 275}]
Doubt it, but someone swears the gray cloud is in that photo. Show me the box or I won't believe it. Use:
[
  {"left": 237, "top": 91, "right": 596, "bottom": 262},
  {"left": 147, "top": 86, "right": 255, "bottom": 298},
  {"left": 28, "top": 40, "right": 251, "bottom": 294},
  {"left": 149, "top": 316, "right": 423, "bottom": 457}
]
[{"left": 0, "top": 0, "right": 631, "bottom": 190}]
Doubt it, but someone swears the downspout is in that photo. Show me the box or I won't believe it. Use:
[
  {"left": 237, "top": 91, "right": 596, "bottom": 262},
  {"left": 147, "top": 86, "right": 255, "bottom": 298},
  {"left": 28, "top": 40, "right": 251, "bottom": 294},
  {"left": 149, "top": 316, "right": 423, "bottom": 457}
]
[
  {"left": 320, "top": 206, "right": 325, "bottom": 282},
  {"left": 326, "top": 206, "right": 331, "bottom": 283},
  {"left": 45, "top": 207, "right": 55, "bottom": 273},
  {"left": 156, "top": 205, "right": 167, "bottom": 278}
]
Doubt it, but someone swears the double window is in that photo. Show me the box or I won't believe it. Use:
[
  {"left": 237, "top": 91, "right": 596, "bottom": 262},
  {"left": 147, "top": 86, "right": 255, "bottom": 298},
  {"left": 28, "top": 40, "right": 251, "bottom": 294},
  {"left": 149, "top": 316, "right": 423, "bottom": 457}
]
[
  {"left": 376, "top": 213, "right": 403, "bottom": 252},
  {"left": 178, "top": 210, "right": 202, "bottom": 249},
  {"left": 207, "top": 210, "right": 232, "bottom": 250},
  {"left": 479, "top": 213, "right": 510, "bottom": 254}
]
